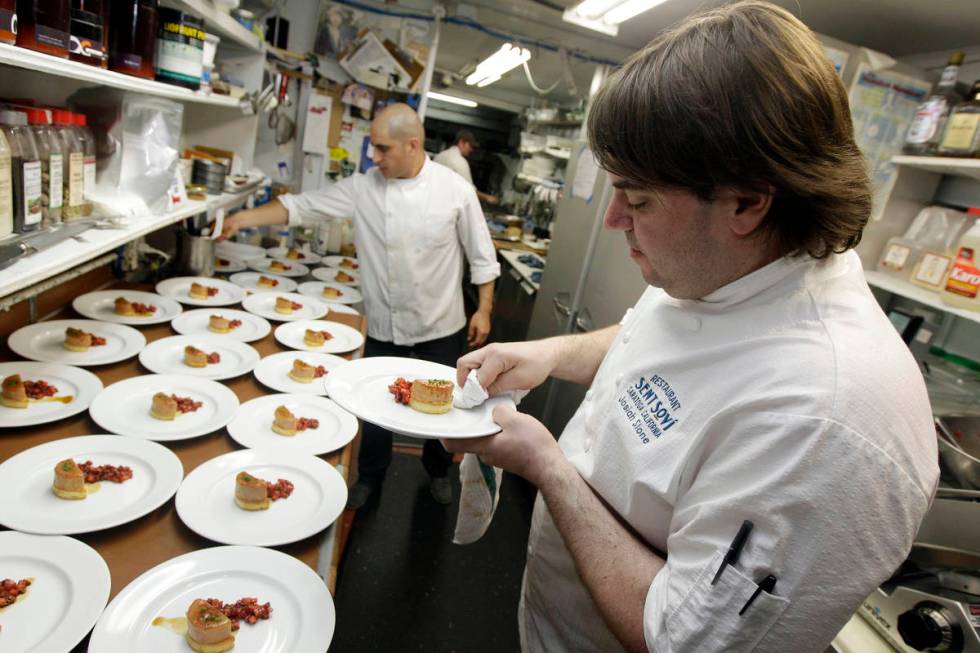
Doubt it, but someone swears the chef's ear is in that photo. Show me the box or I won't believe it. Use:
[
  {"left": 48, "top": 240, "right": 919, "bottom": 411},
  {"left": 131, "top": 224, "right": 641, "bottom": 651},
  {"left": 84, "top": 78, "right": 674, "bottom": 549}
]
[{"left": 727, "top": 185, "right": 774, "bottom": 238}]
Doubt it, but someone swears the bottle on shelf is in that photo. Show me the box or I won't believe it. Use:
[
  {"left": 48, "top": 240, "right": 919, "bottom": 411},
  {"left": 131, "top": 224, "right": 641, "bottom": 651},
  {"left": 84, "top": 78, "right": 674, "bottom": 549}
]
[
  {"left": 0, "top": 128, "right": 12, "bottom": 238},
  {"left": 941, "top": 209, "right": 980, "bottom": 312},
  {"left": 0, "top": 0, "right": 15, "bottom": 45},
  {"left": 878, "top": 205, "right": 970, "bottom": 285},
  {"left": 71, "top": 112, "right": 96, "bottom": 200},
  {"left": 26, "top": 108, "right": 63, "bottom": 226},
  {"left": 52, "top": 109, "right": 88, "bottom": 220},
  {"left": 109, "top": 0, "right": 158, "bottom": 79},
  {"left": 15, "top": 0, "right": 70, "bottom": 58},
  {"left": 69, "top": 0, "right": 108, "bottom": 68},
  {"left": 155, "top": 7, "right": 205, "bottom": 90},
  {"left": 937, "top": 80, "right": 980, "bottom": 158},
  {"left": 0, "top": 110, "right": 43, "bottom": 234},
  {"left": 903, "top": 52, "right": 965, "bottom": 156}
]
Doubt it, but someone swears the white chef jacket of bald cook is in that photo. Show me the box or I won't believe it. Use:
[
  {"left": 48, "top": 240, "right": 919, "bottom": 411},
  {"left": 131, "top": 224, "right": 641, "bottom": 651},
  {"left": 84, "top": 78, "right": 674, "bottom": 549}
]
[
  {"left": 520, "top": 250, "right": 938, "bottom": 653},
  {"left": 278, "top": 157, "right": 500, "bottom": 345}
]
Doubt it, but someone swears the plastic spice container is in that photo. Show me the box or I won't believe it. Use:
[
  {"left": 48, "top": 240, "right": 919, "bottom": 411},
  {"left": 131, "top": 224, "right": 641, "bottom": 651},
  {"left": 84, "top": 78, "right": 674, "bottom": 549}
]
[
  {"left": 26, "top": 108, "right": 64, "bottom": 225},
  {"left": 0, "top": 110, "right": 43, "bottom": 234},
  {"left": 53, "top": 109, "right": 89, "bottom": 219},
  {"left": 16, "top": 0, "right": 70, "bottom": 57},
  {"left": 155, "top": 7, "right": 205, "bottom": 90},
  {"left": 110, "top": 0, "right": 158, "bottom": 79},
  {"left": 0, "top": 0, "right": 15, "bottom": 45},
  {"left": 69, "top": 0, "right": 107, "bottom": 67},
  {"left": 0, "top": 129, "right": 12, "bottom": 238}
]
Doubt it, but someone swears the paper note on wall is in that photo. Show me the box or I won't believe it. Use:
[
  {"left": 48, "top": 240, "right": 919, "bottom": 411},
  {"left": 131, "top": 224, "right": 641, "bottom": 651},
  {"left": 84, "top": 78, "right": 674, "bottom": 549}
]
[
  {"left": 823, "top": 45, "right": 849, "bottom": 77},
  {"left": 571, "top": 146, "right": 599, "bottom": 202},
  {"left": 302, "top": 92, "right": 333, "bottom": 156}
]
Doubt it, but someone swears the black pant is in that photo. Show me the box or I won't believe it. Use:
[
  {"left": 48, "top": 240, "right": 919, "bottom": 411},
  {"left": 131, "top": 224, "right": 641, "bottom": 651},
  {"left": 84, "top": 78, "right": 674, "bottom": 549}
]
[{"left": 357, "top": 328, "right": 466, "bottom": 483}]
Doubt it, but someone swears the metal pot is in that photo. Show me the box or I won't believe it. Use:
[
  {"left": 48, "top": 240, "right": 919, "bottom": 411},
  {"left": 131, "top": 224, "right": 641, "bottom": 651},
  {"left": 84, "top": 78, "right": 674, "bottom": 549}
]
[
  {"left": 937, "top": 418, "right": 980, "bottom": 490},
  {"left": 178, "top": 228, "right": 215, "bottom": 276}
]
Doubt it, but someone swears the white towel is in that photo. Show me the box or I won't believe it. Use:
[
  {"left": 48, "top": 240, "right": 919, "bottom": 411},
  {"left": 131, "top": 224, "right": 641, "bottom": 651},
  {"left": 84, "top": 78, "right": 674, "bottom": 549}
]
[{"left": 452, "top": 370, "right": 526, "bottom": 545}]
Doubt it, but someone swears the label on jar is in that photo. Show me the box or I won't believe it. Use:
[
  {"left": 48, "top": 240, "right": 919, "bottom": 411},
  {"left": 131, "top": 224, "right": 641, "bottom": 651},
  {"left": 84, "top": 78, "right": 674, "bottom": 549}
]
[
  {"left": 36, "top": 24, "right": 69, "bottom": 50},
  {"left": 0, "top": 9, "right": 15, "bottom": 36},
  {"left": 156, "top": 18, "right": 204, "bottom": 85},
  {"left": 881, "top": 243, "right": 912, "bottom": 271},
  {"left": 940, "top": 113, "right": 980, "bottom": 152},
  {"left": 68, "top": 152, "right": 84, "bottom": 206},
  {"left": 83, "top": 157, "right": 96, "bottom": 195},
  {"left": 913, "top": 252, "right": 952, "bottom": 288},
  {"left": 906, "top": 98, "right": 946, "bottom": 144},
  {"left": 946, "top": 247, "right": 980, "bottom": 299},
  {"left": 48, "top": 153, "right": 63, "bottom": 209},
  {"left": 0, "top": 154, "right": 11, "bottom": 235},
  {"left": 69, "top": 35, "right": 108, "bottom": 62},
  {"left": 23, "top": 160, "right": 42, "bottom": 225}
]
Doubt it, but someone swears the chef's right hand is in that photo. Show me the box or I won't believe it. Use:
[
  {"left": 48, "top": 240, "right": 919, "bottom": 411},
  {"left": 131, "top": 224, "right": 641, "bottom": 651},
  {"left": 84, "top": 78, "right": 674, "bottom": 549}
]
[
  {"left": 219, "top": 213, "right": 245, "bottom": 240},
  {"left": 457, "top": 340, "right": 557, "bottom": 397}
]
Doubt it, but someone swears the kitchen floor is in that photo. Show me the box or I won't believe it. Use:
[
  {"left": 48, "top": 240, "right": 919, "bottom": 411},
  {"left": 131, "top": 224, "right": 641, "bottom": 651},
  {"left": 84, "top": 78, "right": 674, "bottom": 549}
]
[{"left": 330, "top": 450, "right": 536, "bottom": 652}]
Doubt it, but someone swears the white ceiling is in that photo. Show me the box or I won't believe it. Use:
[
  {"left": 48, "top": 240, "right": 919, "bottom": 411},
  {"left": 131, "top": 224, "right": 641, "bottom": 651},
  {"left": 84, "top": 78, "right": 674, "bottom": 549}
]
[{"left": 428, "top": 0, "right": 980, "bottom": 110}]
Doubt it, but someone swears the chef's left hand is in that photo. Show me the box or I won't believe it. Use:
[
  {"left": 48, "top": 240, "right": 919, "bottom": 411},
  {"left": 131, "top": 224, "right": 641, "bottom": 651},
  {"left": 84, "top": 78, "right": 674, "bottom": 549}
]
[
  {"left": 468, "top": 310, "right": 492, "bottom": 348},
  {"left": 442, "top": 405, "right": 562, "bottom": 486}
]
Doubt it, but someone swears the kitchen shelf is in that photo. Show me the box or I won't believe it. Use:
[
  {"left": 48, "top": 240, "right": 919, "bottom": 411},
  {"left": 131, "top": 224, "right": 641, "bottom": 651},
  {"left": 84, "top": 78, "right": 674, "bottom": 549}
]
[
  {"left": 0, "top": 43, "right": 243, "bottom": 109},
  {"left": 526, "top": 119, "right": 582, "bottom": 129},
  {"left": 891, "top": 155, "right": 980, "bottom": 182},
  {"left": 864, "top": 269, "right": 980, "bottom": 325},
  {"left": 172, "top": 0, "right": 265, "bottom": 52}
]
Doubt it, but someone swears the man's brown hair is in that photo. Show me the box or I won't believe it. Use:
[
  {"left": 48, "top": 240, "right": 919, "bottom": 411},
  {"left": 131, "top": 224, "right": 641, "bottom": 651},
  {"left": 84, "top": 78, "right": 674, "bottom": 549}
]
[{"left": 587, "top": 0, "right": 871, "bottom": 258}]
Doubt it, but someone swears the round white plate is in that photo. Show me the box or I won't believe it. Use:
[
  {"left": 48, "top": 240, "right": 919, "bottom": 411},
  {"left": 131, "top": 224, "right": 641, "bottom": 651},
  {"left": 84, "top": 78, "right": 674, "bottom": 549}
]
[
  {"left": 266, "top": 246, "right": 317, "bottom": 263},
  {"left": 8, "top": 319, "right": 146, "bottom": 366},
  {"left": 216, "top": 240, "right": 266, "bottom": 261},
  {"left": 228, "top": 271, "right": 297, "bottom": 294},
  {"left": 297, "top": 281, "right": 362, "bottom": 304},
  {"left": 0, "top": 435, "right": 184, "bottom": 535},
  {"left": 227, "top": 393, "right": 358, "bottom": 456},
  {"left": 311, "top": 266, "right": 360, "bottom": 287},
  {"left": 321, "top": 255, "right": 359, "bottom": 270},
  {"left": 0, "top": 531, "right": 110, "bottom": 653},
  {"left": 89, "top": 374, "right": 240, "bottom": 441},
  {"left": 0, "top": 361, "right": 103, "bottom": 428},
  {"left": 73, "top": 290, "right": 183, "bottom": 326},
  {"left": 213, "top": 256, "right": 246, "bottom": 273},
  {"left": 175, "top": 449, "right": 347, "bottom": 546},
  {"left": 253, "top": 351, "right": 349, "bottom": 395},
  {"left": 88, "top": 545, "right": 334, "bottom": 652},
  {"left": 327, "top": 357, "right": 515, "bottom": 439},
  {"left": 242, "top": 292, "right": 328, "bottom": 322},
  {"left": 247, "top": 258, "right": 309, "bottom": 278},
  {"left": 326, "top": 302, "right": 360, "bottom": 316},
  {"left": 139, "top": 335, "right": 260, "bottom": 380},
  {"left": 170, "top": 308, "right": 272, "bottom": 343},
  {"left": 155, "top": 277, "right": 246, "bottom": 307},
  {"left": 274, "top": 320, "right": 365, "bottom": 354}
]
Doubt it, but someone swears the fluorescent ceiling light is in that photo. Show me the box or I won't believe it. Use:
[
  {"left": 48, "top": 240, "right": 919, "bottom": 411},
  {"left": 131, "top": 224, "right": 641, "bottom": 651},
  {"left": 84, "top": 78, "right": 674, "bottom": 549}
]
[
  {"left": 562, "top": 0, "right": 668, "bottom": 36},
  {"left": 465, "top": 43, "right": 531, "bottom": 88},
  {"left": 426, "top": 91, "right": 478, "bottom": 108}
]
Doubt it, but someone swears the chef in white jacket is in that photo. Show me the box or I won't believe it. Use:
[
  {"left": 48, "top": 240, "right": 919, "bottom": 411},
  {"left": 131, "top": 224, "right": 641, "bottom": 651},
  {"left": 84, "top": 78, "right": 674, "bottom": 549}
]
[
  {"left": 443, "top": 3, "right": 938, "bottom": 652},
  {"left": 222, "top": 103, "right": 500, "bottom": 509}
]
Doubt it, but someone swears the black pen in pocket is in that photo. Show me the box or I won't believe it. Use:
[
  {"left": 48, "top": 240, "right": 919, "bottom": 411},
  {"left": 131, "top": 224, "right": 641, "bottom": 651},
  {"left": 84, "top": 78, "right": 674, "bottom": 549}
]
[
  {"left": 739, "top": 574, "right": 778, "bottom": 616},
  {"left": 711, "top": 520, "right": 753, "bottom": 585}
]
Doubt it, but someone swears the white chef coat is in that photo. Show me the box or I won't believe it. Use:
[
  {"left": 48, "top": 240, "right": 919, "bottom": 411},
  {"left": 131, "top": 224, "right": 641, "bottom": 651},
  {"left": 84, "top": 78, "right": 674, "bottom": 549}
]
[
  {"left": 279, "top": 157, "right": 500, "bottom": 345},
  {"left": 433, "top": 145, "right": 473, "bottom": 184},
  {"left": 520, "top": 250, "right": 938, "bottom": 653}
]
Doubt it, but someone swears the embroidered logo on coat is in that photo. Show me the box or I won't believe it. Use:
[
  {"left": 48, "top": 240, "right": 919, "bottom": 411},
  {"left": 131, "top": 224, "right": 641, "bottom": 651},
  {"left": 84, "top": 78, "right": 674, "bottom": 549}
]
[{"left": 617, "top": 375, "right": 682, "bottom": 444}]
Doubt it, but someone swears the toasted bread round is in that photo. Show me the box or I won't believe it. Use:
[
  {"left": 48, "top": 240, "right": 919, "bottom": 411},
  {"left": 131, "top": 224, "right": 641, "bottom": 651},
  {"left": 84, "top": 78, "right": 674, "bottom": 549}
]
[
  {"left": 271, "top": 422, "right": 297, "bottom": 436},
  {"left": 0, "top": 396, "right": 28, "bottom": 409},
  {"left": 186, "top": 633, "right": 236, "bottom": 653},
  {"left": 150, "top": 407, "right": 177, "bottom": 421},
  {"left": 234, "top": 495, "right": 270, "bottom": 511},
  {"left": 408, "top": 397, "right": 452, "bottom": 414},
  {"left": 63, "top": 342, "right": 90, "bottom": 352},
  {"left": 52, "top": 485, "right": 87, "bottom": 500},
  {"left": 288, "top": 370, "right": 314, "bottom": 384},
  {"left": 208, "top": 325, "right": 231, "bottom": 334}
]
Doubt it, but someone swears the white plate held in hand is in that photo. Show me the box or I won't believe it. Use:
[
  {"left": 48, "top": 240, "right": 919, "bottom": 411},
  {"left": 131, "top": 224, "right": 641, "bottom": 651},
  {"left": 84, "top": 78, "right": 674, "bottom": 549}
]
[
  {"left": 175, "top": 449, "right": 347, "bottom": 546},
  {"left": 0, "top": 361, "right": 103, "bottom": 428},
  {"left": 73, "top": 290, "right": 182, "bottom": 326},
  {"left": 227, "top": 393, "right": 358, "bottom": 455},
  {"left": 89, "top": 374, "right": 239, "bottom": 441},
  {"left": 0, "top": 531, "right": 111, "bottom": 653},
  {"left": 139, "top": 335, "right": 260, "bottom": 380},
  {"left": 0, "top": 435, "right": 184, "bottom": 535},
  {"left": 8, "top": 319, "right": 145, "bottom": 366},
  {"left": 326, "top": 357, "right": 515, "bottom": 439},
  {"left": 89, "top": 545, "right": 335, "bottom": 652},
  {"left": 170, "top": 308, "right": 272, "bottom": 343}
]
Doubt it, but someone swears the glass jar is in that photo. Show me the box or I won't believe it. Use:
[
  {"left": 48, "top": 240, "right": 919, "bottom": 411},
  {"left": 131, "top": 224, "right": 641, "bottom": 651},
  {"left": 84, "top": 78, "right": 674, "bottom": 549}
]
[
  {"left": 15, "top": 0, "right": 70, "bottom": 57},
  {"left": 69, "top": 0, "right": 107, "bottom": 67},
  {"left": 110, "top": 0, "right": 157, "bottom": 79}
]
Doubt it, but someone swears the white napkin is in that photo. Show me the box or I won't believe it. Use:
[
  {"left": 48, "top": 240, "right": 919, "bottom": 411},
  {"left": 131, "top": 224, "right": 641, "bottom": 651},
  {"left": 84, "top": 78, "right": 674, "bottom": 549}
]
[{"left": 452, "top": 371, "right": 526, "bottom": 545}]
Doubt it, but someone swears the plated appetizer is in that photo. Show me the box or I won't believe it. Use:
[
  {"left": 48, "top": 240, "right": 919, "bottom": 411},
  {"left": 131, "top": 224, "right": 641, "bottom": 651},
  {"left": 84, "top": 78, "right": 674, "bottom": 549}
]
[
  {"left": 208, "top": 315, "right": 242, "bottom": 334},
  {"left": 184, "top": 346, "right": 221, "bottom": 368},
  {"left": 334, "top": 271, "right": 355, "bottom": 284},
  {"left": 234, "top": 471, "right": 294, "bottom": 511},
  {"left": 151, "top": 392, "right": 202, "bottom": 420},
  {"left": 287, "top": 359, "right": 327, "bottom": 384},
  {"left": 51, "top": 458, "right": 133, "bottom": 500},
  {"left": 389, "top": 378, "right": 453, "bottom": 415},
  {"left": 274, "top": 296, "right": 302, "bottom": 315},
  {"left": 271, "top": 405, "right": 318, "bottom": 436},
  {"left": 185, "top": 598, "right": 235, "bottom": 653},
  {"left": 285, "top": 248, "right": 305, "bottom": 260},
  {"left": 115, "top": 297, "right": 157, "bottom": 317},
  {"left": 321, "top": 286, "right": 343, "bottom": 300},
  {"left": 269, "top": 261, "right": 291, "bottom": 273},
  {"left": 1, "top": 374, "right": 72, "bottom": 408},
  {"left": 302, "top": 329, "right": 333, "bottom": 348},
  {"left": 339, "top": 258, "right": 358, "bottom": 269},
  {"left": 257, "top": 276, "right": 279, "bottom": 289},
  {"left": 189, "top": 283, "right": 219, "bottom": 301},
  {"left": 64, "top": 327, "right": 107, "bottom": 352}
]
